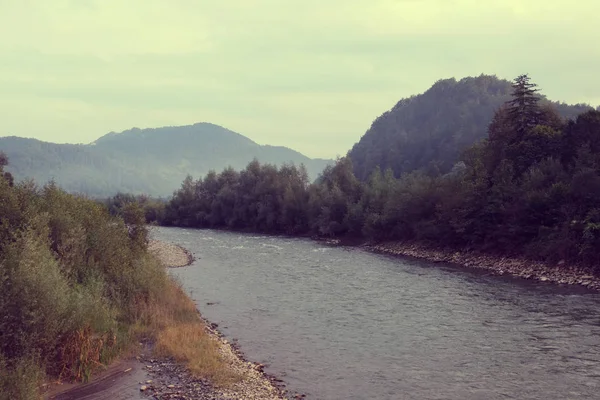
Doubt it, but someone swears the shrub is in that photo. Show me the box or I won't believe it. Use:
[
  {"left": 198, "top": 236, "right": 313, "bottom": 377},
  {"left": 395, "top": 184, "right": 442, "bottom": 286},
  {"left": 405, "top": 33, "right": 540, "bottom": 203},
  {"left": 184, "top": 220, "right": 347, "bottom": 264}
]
[{"left": 0, "top": 160, "right": 200, "bottom": 396}]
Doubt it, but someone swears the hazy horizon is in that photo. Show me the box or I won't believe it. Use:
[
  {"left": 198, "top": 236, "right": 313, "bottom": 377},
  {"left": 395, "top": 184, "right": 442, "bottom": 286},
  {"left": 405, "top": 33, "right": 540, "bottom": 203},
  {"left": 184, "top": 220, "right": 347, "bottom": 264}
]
[{"left": 1, "top": 0, "right": 598, "bottom": 158}]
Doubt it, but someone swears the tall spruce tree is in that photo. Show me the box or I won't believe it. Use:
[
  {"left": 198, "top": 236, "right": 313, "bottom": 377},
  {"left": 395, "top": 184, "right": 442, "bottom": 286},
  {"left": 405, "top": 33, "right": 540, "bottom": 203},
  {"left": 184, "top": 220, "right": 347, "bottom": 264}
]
[{"left": 507, "top": 74, "right": 542, "bottom": 136}]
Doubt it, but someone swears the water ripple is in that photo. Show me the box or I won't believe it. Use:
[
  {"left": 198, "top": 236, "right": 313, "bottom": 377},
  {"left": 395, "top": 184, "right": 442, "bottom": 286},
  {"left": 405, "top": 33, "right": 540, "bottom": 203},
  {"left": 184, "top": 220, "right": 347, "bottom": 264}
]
[{"left": 153, "top": 227, "right": 600, "bottom": 400}]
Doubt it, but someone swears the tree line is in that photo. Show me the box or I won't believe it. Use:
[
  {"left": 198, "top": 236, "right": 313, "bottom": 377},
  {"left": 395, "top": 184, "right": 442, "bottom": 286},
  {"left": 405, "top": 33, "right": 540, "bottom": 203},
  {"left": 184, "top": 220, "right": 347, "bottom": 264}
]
[{"left": 156, "top": 75, "right": 600, "bottom": 268}]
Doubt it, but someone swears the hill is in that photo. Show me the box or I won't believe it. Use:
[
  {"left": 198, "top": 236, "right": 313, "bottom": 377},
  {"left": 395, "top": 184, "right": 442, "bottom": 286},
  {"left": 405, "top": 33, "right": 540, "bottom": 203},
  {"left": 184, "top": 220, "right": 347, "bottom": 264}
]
[
  {"left": 0, "top": 123, "right": 332, "bottom": 197},
  {"left": 348, "top": 74, "right": 593, "bottom": 180}
]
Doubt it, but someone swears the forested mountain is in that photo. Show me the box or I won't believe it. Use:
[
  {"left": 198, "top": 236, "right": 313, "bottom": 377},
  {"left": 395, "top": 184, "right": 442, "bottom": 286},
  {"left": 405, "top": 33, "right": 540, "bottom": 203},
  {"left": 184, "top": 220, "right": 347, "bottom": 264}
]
[
  {"left": 161, "top": 75, "right": 600, "bottom": 268},
  {"left": 349, "top": 75, "right": 593, "bottom": 180},
  {"left": 0, "top": 123, "right": 332, "bottom": 197}
]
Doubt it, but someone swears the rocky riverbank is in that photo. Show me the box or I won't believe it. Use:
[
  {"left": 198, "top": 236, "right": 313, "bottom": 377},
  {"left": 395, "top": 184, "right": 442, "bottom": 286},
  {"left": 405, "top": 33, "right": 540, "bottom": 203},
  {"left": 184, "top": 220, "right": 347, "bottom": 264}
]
[
  {"left": 136, "top": 321, "right": 290, "bottom": 400},
  {"left": 147, "top": 240, "right": 292, "bottom": 400},
  {"left": 148, "top": 239, "right": 195, "bottom": 268},
  {"left": 366, "top": 241, "right": 600, "bottom": 291}
]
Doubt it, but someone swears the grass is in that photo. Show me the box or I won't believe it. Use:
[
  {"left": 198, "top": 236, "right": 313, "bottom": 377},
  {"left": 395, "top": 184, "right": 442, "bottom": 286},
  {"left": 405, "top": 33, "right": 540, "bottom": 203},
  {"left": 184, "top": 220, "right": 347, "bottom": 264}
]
[
  {"left": 129, "top": 259, "right": 241, "bottom": 388},
  {"left": 155, "top": 321, "right": 239, "bottom": 387}
]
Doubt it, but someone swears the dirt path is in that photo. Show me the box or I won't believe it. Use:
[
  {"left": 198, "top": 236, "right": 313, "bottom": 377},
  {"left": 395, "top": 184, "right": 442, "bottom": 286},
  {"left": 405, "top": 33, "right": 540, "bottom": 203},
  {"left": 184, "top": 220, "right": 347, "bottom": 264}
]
[{"left": 45, "top": 359, "right": 149, "bottom": 400}]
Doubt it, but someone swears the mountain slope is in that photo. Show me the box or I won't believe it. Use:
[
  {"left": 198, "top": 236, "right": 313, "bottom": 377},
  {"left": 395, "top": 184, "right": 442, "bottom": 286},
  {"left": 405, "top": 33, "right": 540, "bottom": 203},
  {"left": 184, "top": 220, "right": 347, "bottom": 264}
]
[
  {"left": 0, "top": 123, "right": 332, "bottom": 197},
  {"left": 348, "top": 75, "right": 593, "bottom": 180}
]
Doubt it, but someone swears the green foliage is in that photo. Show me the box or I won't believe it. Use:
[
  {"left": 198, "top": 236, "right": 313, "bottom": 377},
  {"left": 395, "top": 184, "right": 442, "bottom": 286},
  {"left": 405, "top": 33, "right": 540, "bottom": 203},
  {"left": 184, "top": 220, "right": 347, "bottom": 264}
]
[
  {"left": 0, "top": 152, "right": 14, "bottom": 187},
  {"left": 348, "top": 74, "right": 592, "bottom": 181},
  {"left": 163, "top": 160, "right": 312, "bottom": 235},
  {"left": 164, "top": 75, "right": 600, "bottom": 270},
  {"left": 0, "top": 355, "right": 44, "bottom": 400},
  {"left": 104, "top": 192, "right": 166, "bottom": 225},
  {"left": 0, "top": 155, "right": 173, "bottom": 397},
  {"left": 507, "top": 74, "right": 542, "bottom": 135}
]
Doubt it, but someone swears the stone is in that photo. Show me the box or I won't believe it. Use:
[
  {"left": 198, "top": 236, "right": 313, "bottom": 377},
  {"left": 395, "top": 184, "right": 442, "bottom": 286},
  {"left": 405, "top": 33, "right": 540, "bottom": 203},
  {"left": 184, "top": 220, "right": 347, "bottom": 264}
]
[{"left": 140, "top": 385, "right": 148, "bottom": 391}]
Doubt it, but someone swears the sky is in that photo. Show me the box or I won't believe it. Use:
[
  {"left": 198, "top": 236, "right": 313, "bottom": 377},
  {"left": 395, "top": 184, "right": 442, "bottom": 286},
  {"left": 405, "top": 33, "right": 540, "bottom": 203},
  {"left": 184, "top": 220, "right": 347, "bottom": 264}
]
[{"left": 0, "top": 0, "right": 599, "bottom": 158}]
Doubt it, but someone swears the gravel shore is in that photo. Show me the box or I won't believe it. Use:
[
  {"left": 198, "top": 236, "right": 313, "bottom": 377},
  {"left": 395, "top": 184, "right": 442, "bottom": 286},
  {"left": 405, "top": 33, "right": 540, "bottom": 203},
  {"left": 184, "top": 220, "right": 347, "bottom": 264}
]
[
  {"left": 367, "top": 241, "right": 600, "bottom": 291},
  {"left": 136, "top": 322, "right": 290, "bottom": 400},
  {"left": 147, "top": 240, "right": 291, "bottom": 400},
  {"left": 148, "top": 239, "right": 194, "bottom": 268}
]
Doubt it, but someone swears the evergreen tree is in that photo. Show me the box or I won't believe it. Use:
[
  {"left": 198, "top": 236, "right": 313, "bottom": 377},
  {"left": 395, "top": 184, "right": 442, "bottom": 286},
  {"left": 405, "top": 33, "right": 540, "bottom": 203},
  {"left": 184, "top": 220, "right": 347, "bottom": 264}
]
[{"left": 507, "top": 74, "right": 542, "bottom": 136}]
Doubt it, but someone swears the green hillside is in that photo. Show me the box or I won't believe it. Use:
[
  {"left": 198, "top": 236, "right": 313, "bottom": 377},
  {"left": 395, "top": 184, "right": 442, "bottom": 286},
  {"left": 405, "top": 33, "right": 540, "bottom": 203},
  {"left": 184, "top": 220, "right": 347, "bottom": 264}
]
[{"left": 0, "top": 123, "right": 332, "bottom": 197}]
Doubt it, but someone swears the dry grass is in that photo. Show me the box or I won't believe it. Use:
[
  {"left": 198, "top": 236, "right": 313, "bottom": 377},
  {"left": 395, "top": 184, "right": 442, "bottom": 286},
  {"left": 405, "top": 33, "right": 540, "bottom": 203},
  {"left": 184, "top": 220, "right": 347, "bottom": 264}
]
[
  {"left": 59, "top": 326, "right": 116, "bottom": 382},
  {"left": 154, "top": 322, "right": 239, "bottom": 387},
  {"left": 132, "top": 276, "right": 240, "bottom": 387},
  {"left": 128, "top": 273, "right": 199, "bottom": 334}
]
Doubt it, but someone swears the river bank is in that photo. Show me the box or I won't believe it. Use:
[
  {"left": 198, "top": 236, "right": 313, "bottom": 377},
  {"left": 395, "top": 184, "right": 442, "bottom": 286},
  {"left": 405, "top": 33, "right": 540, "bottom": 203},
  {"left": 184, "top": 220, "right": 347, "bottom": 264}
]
[
  {"left": 49, "top": 240, "right": 289, "bottom": 400},
  {"left": 147, "top": 240, "right": 291, "bottom": 400},
  {"left": 364, "top": 241, "right": 600, "bottom": 291},
  {"left": 148, "top": 239, "right": 195, "bottom": 268}
]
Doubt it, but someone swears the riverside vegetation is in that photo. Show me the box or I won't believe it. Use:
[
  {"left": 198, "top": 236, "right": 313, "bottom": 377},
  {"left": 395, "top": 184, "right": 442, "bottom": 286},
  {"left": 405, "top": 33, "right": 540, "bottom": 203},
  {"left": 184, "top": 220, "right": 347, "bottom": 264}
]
[
  {"left": 156, "top": 75, "right": 600, "bottom": 272},
  {"left": 0, "top": 157, "right": 234, "bottom": 399}
]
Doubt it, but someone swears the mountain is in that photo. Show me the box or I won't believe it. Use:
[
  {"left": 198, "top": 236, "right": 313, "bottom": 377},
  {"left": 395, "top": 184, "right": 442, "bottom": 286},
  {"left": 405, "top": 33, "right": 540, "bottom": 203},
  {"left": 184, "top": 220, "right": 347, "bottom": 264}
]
[
  {"left": 0, "top": 123, "right": 333, "bottom": 197},
  {"left": 348, "top": 74, "right": 593, "bottom": 180}
]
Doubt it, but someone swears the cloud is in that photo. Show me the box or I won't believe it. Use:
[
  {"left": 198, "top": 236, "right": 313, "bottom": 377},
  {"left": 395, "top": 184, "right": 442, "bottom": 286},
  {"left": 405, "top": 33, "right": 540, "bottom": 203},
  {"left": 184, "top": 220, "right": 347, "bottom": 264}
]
[{"left": 0, "top": 0, "right": 598, "bottom": 158}]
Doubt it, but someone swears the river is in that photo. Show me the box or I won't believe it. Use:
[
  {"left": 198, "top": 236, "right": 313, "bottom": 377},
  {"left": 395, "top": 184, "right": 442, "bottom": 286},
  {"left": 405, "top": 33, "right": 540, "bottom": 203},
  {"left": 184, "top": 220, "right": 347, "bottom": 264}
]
[{"left": 151, "top": 226, "right": 600, "bottom": 400}]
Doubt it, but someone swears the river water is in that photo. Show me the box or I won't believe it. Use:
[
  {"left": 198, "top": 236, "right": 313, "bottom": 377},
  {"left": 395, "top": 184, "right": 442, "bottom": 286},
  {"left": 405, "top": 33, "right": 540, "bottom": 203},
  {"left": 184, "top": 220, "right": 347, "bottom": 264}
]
[{"left": 152, "top": 227, "right": 600, "bottom": 400}]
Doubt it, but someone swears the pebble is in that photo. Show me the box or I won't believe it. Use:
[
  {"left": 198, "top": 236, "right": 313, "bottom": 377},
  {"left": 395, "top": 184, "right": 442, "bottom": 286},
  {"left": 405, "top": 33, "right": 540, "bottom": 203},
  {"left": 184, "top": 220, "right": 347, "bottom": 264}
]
[
  {"left": 148, "top": 239, "right": 194, "bottom": 268},
  {"left": 138, "top": 348, "right": 287, "bottom": 400},
  {"left": 367, "top": 242, "right": 600, "bottom": 291}
]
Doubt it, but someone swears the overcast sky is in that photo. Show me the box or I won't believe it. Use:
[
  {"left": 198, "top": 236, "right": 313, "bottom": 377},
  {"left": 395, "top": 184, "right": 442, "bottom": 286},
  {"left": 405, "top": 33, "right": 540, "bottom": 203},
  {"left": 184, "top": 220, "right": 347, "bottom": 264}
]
[{"left": 0, "top": 0, "right": 598, "bottom": 158}]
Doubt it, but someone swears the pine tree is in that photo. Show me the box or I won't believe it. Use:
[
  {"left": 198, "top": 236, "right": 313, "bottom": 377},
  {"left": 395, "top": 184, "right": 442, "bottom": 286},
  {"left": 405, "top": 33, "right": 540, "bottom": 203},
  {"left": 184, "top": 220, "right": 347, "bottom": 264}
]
[{"left": 507, "top": 74, "right": 541, "bottom": 136}]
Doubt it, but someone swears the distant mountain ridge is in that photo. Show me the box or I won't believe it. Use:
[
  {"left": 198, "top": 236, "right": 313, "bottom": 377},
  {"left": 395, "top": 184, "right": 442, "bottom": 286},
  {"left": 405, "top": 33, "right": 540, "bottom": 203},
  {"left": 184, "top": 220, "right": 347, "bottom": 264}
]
[
  {"left": 0, "top": 123, "right": 333, "bottom": 197},
  {"left": 348, "top": 75, "right": 594, "bottom": 180}
]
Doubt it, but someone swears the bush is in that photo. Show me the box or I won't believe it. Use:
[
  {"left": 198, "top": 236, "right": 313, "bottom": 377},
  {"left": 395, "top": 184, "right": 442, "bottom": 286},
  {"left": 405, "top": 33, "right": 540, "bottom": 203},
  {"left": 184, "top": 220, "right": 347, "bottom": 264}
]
[
  {"left": 0, "top": 158, "right": 190, "bottom": 397},
  {"left": 0, "top": 355, "right": 44, "bottom": 400}
]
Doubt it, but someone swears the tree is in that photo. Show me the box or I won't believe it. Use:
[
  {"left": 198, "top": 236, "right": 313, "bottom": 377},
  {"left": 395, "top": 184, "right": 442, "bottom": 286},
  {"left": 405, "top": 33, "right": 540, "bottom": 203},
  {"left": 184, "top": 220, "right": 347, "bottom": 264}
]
[
  {"left": 507, "top": 74, "right": 542, "bottom": 137},
  {"left": 121, "top": 202, "right": 149, "bottom": 249},
  {"left": 561, "top": 110, "right": 600, "bottom": 168},
  {"left": 0, "top": 152, "right": 14, "bottom": 187}
]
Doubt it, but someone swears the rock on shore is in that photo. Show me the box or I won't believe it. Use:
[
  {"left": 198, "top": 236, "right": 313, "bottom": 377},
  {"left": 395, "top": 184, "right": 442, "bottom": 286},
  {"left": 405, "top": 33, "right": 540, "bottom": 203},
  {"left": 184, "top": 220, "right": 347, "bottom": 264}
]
[
  {"left": 137, "top": 335, "right": 288, "bottom": 400},
  {"left": 148, "top": 240, "right": 194, "bottom": 268},
  {"left": 367, "top": 241, "right": 600, "bottom": 291},
  {"left": 145, "top": 240, "right": 290, "bottom": 400}
]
